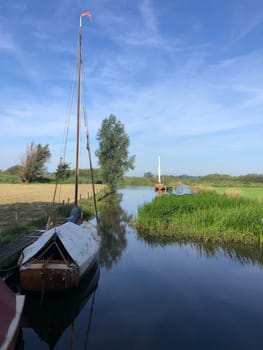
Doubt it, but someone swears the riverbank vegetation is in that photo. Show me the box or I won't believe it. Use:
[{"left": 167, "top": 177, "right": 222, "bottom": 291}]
[
  {"left": 135, "top": 191, "right": 263, "bottom": 245},
  {"left": 2, "top": 172, "right": 263, "bottom": 246},
  {"left": 0, "top": 201, "right": 96, "bottom": 248}
]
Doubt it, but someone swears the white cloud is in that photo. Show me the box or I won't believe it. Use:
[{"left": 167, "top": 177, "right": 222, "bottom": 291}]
[{"left": 1, "top": 0, "right": 263, "bottom": 176}]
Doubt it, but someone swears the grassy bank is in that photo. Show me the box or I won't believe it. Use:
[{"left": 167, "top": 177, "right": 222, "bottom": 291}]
[
  {"left": 135, "top": 191, "right": 263, "bottom": 245},
  {"left": 211, "top": 186, "right": 263, "bottom": 201}
]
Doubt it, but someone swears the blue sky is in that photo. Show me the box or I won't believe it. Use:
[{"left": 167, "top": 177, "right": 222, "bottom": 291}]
[{"left": 1, "top": 0, "right": 263, "bottom": 177}]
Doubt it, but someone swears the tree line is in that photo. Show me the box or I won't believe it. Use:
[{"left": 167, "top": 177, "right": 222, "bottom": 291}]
[
  {"left": 2, "top": 113, "right": 263, "bottom": 188},
  {"left": 1, "top": 115, "right": 135, "bottom": 192}
]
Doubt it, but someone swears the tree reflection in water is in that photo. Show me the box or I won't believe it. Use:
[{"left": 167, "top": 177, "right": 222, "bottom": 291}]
[{"left": 98, "top": 193, "right": 133, "bottom": 269}]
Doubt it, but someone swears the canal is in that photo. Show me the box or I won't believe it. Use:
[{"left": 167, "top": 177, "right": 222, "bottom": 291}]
[{"left": 20, "top": 186, "right": 263, "bottom": 349}]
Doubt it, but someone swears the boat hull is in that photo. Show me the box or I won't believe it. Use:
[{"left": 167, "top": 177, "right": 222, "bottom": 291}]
[
  {"left": 18, "top": 221, "right": 100, "bottom": 293},
  {"left": 155, "top": 183, "right": 166, "bottom": 192},
  {"left": 19, "top": 260, "right": 79, "bottom": 292},
  {"left": 0, "top": 278, "right": 25, "bottom": 350}
]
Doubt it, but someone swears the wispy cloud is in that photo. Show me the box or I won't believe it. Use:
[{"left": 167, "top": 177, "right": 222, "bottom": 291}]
[
  {"left": 139, "top": 0, "right": 158, "bottom": 33},
  {"left": 0, "top": 32, "right": 18, "bottom": 52},
  {"left": 229, "top": 10, "right": 263, "bottom": 46},
  {"left": 1, "top": 0, "right": 263, "bottom": 175}
]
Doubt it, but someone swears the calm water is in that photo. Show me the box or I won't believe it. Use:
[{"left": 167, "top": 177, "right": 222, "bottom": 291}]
[{"left": 20, "top": 186, "right": 263, "bottom": 349}]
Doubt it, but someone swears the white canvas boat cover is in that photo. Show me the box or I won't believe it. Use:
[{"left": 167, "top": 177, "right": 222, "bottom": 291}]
[
  {"left": 20, "top": 222, "right": 99, "bottom": 277},
  {"left": 173, "top": 184, "right": 192, "bottom": 196}
]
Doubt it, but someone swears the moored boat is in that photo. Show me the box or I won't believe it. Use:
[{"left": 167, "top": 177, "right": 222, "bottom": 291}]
[
  {"left": 0, "top": 278, "right": 25, "bottom": 350},
  {"left": 17, "top": 10, "right": 100, "bottom": 293},
  {"left": 18, "top": 221, "right": 99, "bottom": 292},
  {"left": 155, "top": 155, "right": 166, "bottom": 192},
  {"left": 173, "top": 184, "right": 192, "bottom": 196}
]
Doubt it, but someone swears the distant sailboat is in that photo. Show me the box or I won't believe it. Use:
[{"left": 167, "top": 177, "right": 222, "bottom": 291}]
[
  {"left": 18, "top": 10, "right": 100, "bottom": 293},
  {"left": 155, "top": 156, "right": 166, "bottom": 192}
]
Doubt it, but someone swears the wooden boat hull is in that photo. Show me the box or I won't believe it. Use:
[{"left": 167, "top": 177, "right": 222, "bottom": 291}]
[
  {"left": 18, "top": 221, "right": 100, "bottom": 293},
  {"left": 155, "top": 183, "right": 166, "bottom": 192},
  {"left": 19, "top": 260, "right": 79, "bottom": 292}
]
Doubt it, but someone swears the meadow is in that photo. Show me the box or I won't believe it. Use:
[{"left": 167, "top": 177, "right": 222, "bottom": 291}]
[
  {"left": 2, "top": 182, "right": 263, "bottom": 247},
  {"left": 0, "top": 183, "right": 105, "bottom": 247},
  {"left": 211, "top": 186, "right": 263, "bottom": 201}
]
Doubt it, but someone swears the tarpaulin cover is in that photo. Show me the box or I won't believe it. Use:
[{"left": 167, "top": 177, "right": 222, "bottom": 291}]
[
  {"left": 20, "top": 222, "right": 99, "bottom": 277},
  {"left": 173, "top": 184, "right": 192, "bottom": 196}
]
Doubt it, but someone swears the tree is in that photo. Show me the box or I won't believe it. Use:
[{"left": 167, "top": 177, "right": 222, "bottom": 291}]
[
  {"left": 144, "top": 171, "right": 154, "bottom": 178},
  {"left": 96, "top": 114, "right": 135, "bottom": 192},
  {"left": 21, "top": 142, "right": 51, "bottom": 183},
  {"left": 55, "top": 161, "right": 71, "bottom": 180},
  {"left": 5, "top": 165, "right": 22, "bottom": 176}
]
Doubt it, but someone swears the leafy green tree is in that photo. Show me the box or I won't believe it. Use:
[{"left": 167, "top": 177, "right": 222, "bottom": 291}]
[
  {"left": 144, "top": 171, "right": 154, "bottom": 178},
  {"left": 96, "top": 114, "right": 135, "bottom": 192},
  {"left": 55, "top": 161, "right": 71, "bottom": 180},
  {"left": 5, "top": 165, "right": 22, "bottom": 176},
  {"left": 21, "top": 142, "right": 51, "bottom": 183}
]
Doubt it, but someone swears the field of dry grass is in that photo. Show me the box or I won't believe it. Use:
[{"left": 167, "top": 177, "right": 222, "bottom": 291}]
[
  {"left": 0, "top": 183, "right": 105, "bottom": 205},
  {"left": 0, "top": 184, "right": 105, "bottom": 236}
]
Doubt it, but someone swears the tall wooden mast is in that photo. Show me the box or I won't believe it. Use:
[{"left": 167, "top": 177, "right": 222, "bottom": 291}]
[
  {"left": 74, "top": 11, "right": 92, "bottom": 206},
  {"left": 74, "top": 17, "right": 82, "bottom": 206}
]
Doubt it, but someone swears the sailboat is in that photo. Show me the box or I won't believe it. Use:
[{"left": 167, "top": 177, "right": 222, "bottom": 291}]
[
  {"left": 154, "top": 155, "right": 166, "bottom": 192},
  {"left": 17, "top": 11, "right": 100, "bottom": 293}
]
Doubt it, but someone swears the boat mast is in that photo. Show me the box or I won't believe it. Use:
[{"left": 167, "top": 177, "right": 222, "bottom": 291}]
[
  {"left": 158, "top": 155, "right": 161, "bottom": 183},
  {"left": 74, "top": 11, "right": 92, "bottom": 206}
]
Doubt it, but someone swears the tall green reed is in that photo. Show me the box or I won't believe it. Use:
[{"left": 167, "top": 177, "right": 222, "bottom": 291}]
[{"left": 135, "top": 191, "right": 263, "bottom": 244}]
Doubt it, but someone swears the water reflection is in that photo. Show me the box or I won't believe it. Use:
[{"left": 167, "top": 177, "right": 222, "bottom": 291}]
[
  {"left": 194, "top": 242, "right": 263, "bottom": 267},
  {"left": 9, "top": 187, "right": 263, "bottom": 349},
  {"left": 137, "top": 234, "right": 263, "bottom": 267},
  {"left": 21, "top": 262, "right": 99, "bottom": 349},
  {"left": 98, "top": 193, "right": 132, "bottom": 269}
]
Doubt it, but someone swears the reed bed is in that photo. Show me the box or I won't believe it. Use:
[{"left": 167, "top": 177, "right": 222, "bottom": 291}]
[{"left": 135, "top": 191, "right": 263, "bottom": 245}]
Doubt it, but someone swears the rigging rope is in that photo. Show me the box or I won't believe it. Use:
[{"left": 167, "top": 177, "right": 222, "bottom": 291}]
[
  {"left": 81, "top": 51, "right": 99, "bottom": 224},
  {"left": 83, "top": 108, "right": 99, "bottom": 223},
  {"left": 46, "top": 47, "right": 78, "bottom": 228},
  {"left": 47, "top": 20, "right": 99, "bottom": 227}
]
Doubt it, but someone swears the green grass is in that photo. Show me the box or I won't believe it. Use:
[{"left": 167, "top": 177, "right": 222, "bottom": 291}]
[
  {"left": 0, "top": 200, "right": 97, "bottom": 248},
  {"left": 211, "top": 186, "right": 263, "bottom": 201},
  {"left": 0, "top": 184, "right": 106, "bottom": 248},
  {"left": 135, "top": 191, "right": 263, "bottom": 245},
  {"left": 0, "top": 216, "right": 48, "bottom": 247}
]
